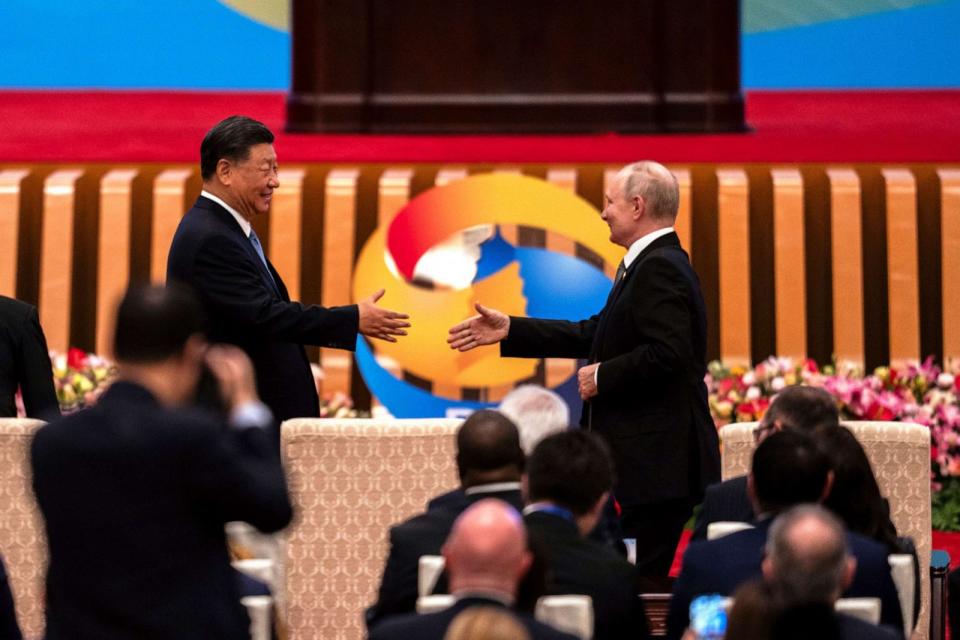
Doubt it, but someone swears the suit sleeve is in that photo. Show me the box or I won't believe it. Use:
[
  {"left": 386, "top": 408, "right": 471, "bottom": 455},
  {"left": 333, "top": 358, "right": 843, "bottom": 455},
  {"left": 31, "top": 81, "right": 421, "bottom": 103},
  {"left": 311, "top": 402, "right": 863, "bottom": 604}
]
[
  {"left": 186, "top": 419, "right": 293, "bottom": 533},
  {"left": 597, "top": 257, "right": 696, "bottom": 396},
  {"left": 500, "top": 314, "right": 599, "bottom": 359},
  {"left": 16, "top": 307, "right": 59, "bottom": 420},
  {"left": 192, "top": 234, "right": 358, "bottom": 349}
]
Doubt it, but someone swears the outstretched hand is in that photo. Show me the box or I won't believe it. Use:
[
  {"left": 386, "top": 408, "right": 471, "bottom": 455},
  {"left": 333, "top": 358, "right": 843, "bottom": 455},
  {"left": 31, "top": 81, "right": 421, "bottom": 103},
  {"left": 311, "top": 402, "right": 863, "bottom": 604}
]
[
  {"left": 358, "top": 289, "right": 410, "bottom": 343},
  {"left": 447, "top": 303, "right": 510, "bottom": 352}
]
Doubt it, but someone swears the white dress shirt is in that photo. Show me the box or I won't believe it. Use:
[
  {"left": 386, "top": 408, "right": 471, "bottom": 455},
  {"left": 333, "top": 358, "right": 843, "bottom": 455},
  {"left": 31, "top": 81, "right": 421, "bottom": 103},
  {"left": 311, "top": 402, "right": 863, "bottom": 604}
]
[{"left": 200, "top": 190, "right": 252, "bottom": 237}]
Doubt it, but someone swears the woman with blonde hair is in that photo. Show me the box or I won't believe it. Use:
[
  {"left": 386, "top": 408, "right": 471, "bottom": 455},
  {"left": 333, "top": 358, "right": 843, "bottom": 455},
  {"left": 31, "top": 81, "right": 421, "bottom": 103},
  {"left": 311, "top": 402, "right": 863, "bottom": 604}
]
[{"left": 444, "top": 607, "right": 532, "bottom": 640}]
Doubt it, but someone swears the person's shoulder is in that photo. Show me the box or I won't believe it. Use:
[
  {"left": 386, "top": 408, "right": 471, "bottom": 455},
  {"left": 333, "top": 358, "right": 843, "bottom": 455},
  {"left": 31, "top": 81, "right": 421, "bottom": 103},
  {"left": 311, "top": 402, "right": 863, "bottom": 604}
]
[
  {"left": 0, "top": 295, "right": 35, "bottom": 326},
  {"left": 847, "top": 530, "right": 891, "bottom": 560},
  {"left": 391, "top": 505, "right": 459, "bottom": 542},
  {"left": 836, "top": 613, "right": 902, "bottom": 640}
]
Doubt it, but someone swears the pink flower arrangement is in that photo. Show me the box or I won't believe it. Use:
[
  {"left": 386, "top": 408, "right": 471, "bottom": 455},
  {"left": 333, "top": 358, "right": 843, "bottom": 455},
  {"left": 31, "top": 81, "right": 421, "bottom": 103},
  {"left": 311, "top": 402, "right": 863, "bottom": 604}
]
[{"left": 707, "top": 356, "right": 960, "bottom": 480}]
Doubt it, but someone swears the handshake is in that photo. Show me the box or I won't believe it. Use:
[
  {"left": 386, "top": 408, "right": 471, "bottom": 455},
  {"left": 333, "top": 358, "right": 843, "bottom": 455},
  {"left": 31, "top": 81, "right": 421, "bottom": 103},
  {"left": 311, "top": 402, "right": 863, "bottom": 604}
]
[{"left": 360, "top": 295, "right": 599, "bottom": 401}]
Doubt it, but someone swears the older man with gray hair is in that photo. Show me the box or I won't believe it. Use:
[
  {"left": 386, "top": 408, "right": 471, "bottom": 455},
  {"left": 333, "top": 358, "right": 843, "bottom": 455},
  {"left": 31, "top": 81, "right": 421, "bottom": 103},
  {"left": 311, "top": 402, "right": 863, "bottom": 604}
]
[{"left": 762, "top": 505, "right": 901, "bottom": 640}]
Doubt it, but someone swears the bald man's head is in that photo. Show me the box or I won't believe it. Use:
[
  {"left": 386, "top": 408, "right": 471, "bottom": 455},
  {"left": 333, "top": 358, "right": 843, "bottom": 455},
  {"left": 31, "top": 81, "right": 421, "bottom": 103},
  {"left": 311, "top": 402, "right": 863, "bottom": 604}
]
[
  {"left": 443, "top": 499, "right": 532, "bottom": 598},
  {"left": 456, "top": 410, "right": 524, "bottom": 487}
]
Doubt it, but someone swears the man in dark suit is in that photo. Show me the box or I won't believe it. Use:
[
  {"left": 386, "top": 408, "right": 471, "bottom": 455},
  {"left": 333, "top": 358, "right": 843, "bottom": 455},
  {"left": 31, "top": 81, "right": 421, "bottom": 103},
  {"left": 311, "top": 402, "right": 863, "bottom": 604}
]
[
  {"left": 370, "top": 499, "right": 577, "bottom": 640},
  {"left": 449, "top": 161, "right": 720, "bottom": 576},
  {"left": 524, "top": 430, "right": 648, "bottom": 640},
  {"left": 666, "top": 431, "right": 903, "bottom": 640},
  {"left": 765, "top": 505, "right": 903, "bottom": 640},
  {"left": 0, "top": 554, "right": 21, "bottom": 640},
  {"left": 168, "top": 115, "right": 408, "bottom": 423},
  {"left": 0, "top": 295, "right": 58, "bottom": 420},
  {"left": 368, "top": 409, "right": 526, "bottom": 628},
  {"left": 31, "top": 285, "right": 293, "bottom": 640},
  {"left": 690, "top": 385, "right": 840, "bottom": 542}
]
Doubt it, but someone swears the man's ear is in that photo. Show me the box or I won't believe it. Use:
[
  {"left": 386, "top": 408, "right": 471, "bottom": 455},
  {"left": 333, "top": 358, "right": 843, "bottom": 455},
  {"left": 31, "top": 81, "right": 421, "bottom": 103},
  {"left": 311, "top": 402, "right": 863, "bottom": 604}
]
[
  {"left": 216, "top": 158, "right": 232, "bottom": 185},
  {"left": 841, "top": 556, "right": 856, "bottom": 591},
  {"left": 633, "top": 195, "right": 645, "bottom": 219},
  {"left": 521, "top": 474, "right": 530, "bottom": 504},
  {"left": 761, "top": 556, "right": 774, "bottom": 582},
  {"left": 819, "top": 470, "right": 835, "bottom": 503}
]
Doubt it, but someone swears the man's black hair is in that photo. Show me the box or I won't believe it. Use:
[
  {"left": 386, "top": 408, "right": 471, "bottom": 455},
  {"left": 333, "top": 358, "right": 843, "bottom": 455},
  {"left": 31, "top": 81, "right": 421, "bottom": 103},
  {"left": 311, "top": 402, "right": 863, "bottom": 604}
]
[
  {"left": 456, "top": 410, "right": 524, "bottom": 480},
  {"left": 113, "top": 285, "right": 206, "bottom": 363},
  {"left": 527, "top": 430, "right": 615, "bottom": 516},
  {"left": 763, "top": 385, "right": 840, "bottom": 432},
  {"left": 199, "top": 115, "right": 275, "bottom": 181},
  {"left": 752, "top": 430, "right": 831, "bottom": 514}
]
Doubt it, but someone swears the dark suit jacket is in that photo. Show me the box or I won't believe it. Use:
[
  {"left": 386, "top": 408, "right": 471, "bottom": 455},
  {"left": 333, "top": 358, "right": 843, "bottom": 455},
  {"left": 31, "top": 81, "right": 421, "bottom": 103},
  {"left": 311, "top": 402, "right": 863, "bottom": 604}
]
[
  {"left": 167, "top": 196, "right": 359, "bottom": 422},
  {"left": 666, "top": 519, "right": 904, "bottom": 640},
  {"left": 690, "top": 475, "right": 754, "bottom": 542},
  {"left": 0, "top": 296, "right": 58, "bottom": 420},
  {"left": 30, "top": 381, "right": 293, "bottom": 640},
  {"left": 368, "top": 596, "right": 578, "bottom": 640},
  {"left": 501, "top": 232, "right": 720, "bottom": 507},
  {"left": 368, "top": 488, "right": 524, "bottom": 628},
  {"left": 524, "top": 511, "right": 648, "bottom": 640},
  {"left": 837, "top": 613, "right": 903, "bottom": 640},
  {"left": 0, "top": 555, "right": 21, "bottom": 640}
]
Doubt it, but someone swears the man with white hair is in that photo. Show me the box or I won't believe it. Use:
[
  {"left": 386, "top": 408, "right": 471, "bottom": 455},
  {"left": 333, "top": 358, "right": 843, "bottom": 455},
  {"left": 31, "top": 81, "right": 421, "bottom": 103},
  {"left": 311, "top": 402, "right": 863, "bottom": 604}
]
[
  {"left": 763, "top": 505, "right": 901, "bottom": 639},
  {"left": 449, "top": 161, "right": 720, "bottom": 576},
  {"left": 369, "top": 499, "right": 576, "bottom": 640}
]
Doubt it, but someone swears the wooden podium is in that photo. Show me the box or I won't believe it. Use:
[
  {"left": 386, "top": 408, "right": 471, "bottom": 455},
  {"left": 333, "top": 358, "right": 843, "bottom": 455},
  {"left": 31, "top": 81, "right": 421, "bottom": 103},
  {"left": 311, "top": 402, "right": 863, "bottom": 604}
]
[{"left": 286, "top": 0, "right": 745, "bottom": 134}]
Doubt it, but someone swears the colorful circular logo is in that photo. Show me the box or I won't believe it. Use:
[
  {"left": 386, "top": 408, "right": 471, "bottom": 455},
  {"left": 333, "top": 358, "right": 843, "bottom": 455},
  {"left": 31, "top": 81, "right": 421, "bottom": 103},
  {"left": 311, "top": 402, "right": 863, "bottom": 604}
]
[{"left": 352, "top": 173, "right": 623, "bottom": 417}]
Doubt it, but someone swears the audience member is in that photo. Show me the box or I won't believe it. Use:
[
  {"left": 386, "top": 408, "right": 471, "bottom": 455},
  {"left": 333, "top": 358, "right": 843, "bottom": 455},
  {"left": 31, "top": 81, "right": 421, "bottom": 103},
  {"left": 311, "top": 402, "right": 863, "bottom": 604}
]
[
  {"left": 0, "top": 295, "right": 58, "bottom": 420},
  {"left": 691, "top": 385, "right": 838, "bottom": 541},
  {"left": 369, "top": 499, "right": 576, "bottom": 640},
  {"left": 368, "top": 410, "right": 526, "bottom": 627},
  {"left": 764, "top": 505, "right": 902, "bottom": 640},
  {"left": 444, "top": 607, "right": 531, "bottom": 640},
  {"left": 523, "top": 430, "right": 649, "bottom": 640},
  {"left": 724, "top": 580, "right": 779, "bottom": 640},
  {"left": 31, "top": 285, "right": 293, "bottom": 639},
  {"left": 666, "top": 430, "right": 903, "bottom": 639},
  {"left": 428, "top": 386, "right": 568, "bottom": 513},
  {"left": 0, "top": 554, "right": 21, "bottom": 640}
]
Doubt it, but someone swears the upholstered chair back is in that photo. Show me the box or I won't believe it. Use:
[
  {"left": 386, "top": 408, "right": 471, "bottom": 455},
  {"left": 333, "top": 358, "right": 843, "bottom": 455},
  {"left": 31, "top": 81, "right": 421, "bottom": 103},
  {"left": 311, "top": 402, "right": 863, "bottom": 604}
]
[
  {"left": 720, "top": 420, "right": 932, "bottom": 640},
  {"left": 281, "top": 418, "right": 461, "bottom": 640}
]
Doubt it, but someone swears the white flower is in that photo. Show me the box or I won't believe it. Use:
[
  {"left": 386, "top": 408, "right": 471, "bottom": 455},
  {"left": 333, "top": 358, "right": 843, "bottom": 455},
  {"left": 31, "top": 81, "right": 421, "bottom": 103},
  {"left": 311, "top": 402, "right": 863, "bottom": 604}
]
[
  {"left": 771, "top": 377, "right": 786, "bottom": 392},
  {"left": 938, "top": 373, "right": 955, "bottom": 390},
  {"left": 742, "top": 372, "right": 755, "bottom": 386},
  {"left": 746, "top": 386, "right": 761, "bottom": 401}
]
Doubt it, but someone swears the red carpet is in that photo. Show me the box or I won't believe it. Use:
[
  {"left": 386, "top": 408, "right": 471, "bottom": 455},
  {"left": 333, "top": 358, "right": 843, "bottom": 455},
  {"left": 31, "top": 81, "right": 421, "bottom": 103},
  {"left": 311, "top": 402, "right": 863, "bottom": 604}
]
[{"left": 1, "top": 90, "right": 959, "bottom": 163}]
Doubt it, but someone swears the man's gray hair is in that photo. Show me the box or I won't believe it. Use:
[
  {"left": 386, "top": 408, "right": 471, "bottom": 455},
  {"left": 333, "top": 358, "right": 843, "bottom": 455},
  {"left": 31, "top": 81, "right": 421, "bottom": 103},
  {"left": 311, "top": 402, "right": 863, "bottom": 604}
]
[
  {"left": 619, "top": 161, "right": 680, "bottom": 221},
  {"left": 765, "top": 504, "right": 849, "bottom": 605},
  {"left": 498, "top": 385, "right": 570, "bottom": 454}
]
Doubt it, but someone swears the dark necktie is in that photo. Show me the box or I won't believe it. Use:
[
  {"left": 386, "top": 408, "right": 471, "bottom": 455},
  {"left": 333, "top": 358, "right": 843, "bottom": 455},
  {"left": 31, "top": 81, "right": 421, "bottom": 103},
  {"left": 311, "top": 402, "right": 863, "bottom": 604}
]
[{"left": 615, "top": 260, "right": 626, "bottom": 285}]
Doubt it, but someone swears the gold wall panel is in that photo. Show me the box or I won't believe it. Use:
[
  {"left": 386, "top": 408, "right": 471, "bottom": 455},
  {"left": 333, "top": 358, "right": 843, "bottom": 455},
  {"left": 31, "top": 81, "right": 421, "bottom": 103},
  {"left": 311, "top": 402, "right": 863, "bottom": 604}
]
[
  {"left": 827, "top": 168, "right": 865, "bottom": 368},
  {"left": 771, "top": 168, "right": 807, "bottom": 359},
  {"left": 39, "top": 170, "right": 83, "bottom": 353},
  {"left": 717, "top": 168, "right": 751, "bottom": 367},
  {"left": 940, "top": 169, "right": 960, "bottom": 367},
  {"left": 0, "top": 169, "right": 29, "bottom": 297},
  {"left": 268, "top": 168, "right": 306, "bottom": 300},
  {"left": 882, "top": 169, "right": 921, "bottom": 367},
  {"left": 151, "top": 168, "right": 192, "bottom": 283},
  {"left": 96, "top": 169, "right": 138, "bottom": 356}
]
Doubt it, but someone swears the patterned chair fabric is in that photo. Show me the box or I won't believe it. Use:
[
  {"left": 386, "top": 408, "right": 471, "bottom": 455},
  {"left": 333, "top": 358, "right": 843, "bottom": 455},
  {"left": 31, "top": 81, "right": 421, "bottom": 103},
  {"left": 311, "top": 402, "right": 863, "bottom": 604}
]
[
  {"left": 281, "top": 418, "right": 461, "bottom": 640},
  {"left": 719, "top": 420, "right": 932, "bottom": 640},
  {"left": 0, "top": 418, "right": 46, "bottom": 638}
]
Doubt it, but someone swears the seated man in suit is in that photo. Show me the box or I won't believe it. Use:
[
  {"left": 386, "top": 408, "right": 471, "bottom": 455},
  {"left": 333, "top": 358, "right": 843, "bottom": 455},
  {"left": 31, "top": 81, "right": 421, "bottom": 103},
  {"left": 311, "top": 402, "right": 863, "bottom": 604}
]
[
  {"left": 666, "top": 430, "right": 903, "bottom": 640},
  {"left": 31, "top": 285, "right": 293, "bottom": 640},
  {"left": 523, "top": 430, "right": 649, "bottom": 640},
  {"left": 370, "top": 499, "right": 576, "bottom": 640},
  {"left": 368, "top": 409, "right": 526, "bottom": 628},
  {"left": 690, "top": 385, "right": 839, "bottom": 542},
  {"left": 0, "top": 554, "right": 21, "bottom": 640},
  {"left": 764, "top": 505, "right": 902, "bottom": 640},
  {"left": 0, "top": 295, "right": 58, "bottom": 420},
  {"left": 428, "top": 385, "right": 569, "bottom": 512}
]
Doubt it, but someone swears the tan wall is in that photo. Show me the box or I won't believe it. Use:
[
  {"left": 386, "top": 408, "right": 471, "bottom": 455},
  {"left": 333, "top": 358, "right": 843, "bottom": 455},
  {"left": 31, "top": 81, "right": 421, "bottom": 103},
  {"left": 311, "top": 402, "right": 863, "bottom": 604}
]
[{"left": 2, "top": 163, "right": 958, "bottom": 405}]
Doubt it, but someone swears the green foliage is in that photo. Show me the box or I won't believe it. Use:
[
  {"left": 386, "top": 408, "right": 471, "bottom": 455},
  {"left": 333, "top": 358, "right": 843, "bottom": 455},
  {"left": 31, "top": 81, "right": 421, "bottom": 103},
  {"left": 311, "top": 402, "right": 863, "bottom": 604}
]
[{"left": 933, "top": 478, "right": 960, "bottom": 531}]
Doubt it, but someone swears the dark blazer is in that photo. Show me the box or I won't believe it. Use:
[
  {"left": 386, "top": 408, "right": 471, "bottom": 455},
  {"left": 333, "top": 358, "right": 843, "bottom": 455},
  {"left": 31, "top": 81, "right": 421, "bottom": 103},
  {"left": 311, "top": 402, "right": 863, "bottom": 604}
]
[
  {"left": 666, "top": 519, "right": 904, "bottom": 640},
  {"left": 0, "top": 296, "right": 58, "bottom": 420},
  {"left": 368, "top": 596, "right": 578, "bottom": 640},
  {"left": 368, "top": 489, "right": 523, "bottom": 628},
  {"left": 31, "top": 381, "right": 293, "bottom": 640},
  {"left": 0, "top": 555, "right": 21, "bottom": 640},
  {"left": 501, "top": 232, "right": 720, "bottom": 507},
  {"left": 690, "top": 475, "right": 754, "bottom": 542},
  {"left": 837, "top": 613, "right": 903, "bottom": 640},
  {"left": 167, "top": 196, "right": 359, "bottom": 422},
  {"left": 524, "top": 511, "right": 649, "bottom": 640}
]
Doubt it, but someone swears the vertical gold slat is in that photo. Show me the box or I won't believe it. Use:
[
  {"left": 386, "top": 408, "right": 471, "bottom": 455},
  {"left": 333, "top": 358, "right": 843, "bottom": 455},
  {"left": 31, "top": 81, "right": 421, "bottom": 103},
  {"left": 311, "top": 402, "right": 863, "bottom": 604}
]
[
  {"left": 771, "top": 168, "right": 807, "bottom": 360},
  {"left": 827, "top": 168, "right": 865, "bottom": 369},
  {"left": 0, "top": 169, "right": 29, "bottom": 297},
  {"left": 882, "top": 168, "right": 921, "bottom": 367},
  {"left": 374, "top": 169, "right": 414, "bottom": 403},
  {"left": 670, "top": 167, "right": 693, "bottom": 257},
  {"left": 494, "top": 167, "right": 522, "bottom": 246},
  {"left": 717, "top": 169, "right": 751, "bottom": 367},
  {"left": 96, "top": 169, "right": 137, "bottom": 356},
  {"left": 319, "top": 169, "right": 359, "bottom": 397},
  {"left": 39, "top": 169, "right": 83, "bottom": 353},
  {"left": 268, "top": 169, "right": 306, "bottom": 300},
  {"left": 544, "top": 168, "right": 579, "bottom": 390},
  {"left": 939, "top": 169, "right": 960, "bottom": 368},
  {"left": 151, "top": 169, "right": 192, "bottom": 283},
  {"left": 602, "top": 167, "right": 621, "bottom": 279}
]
